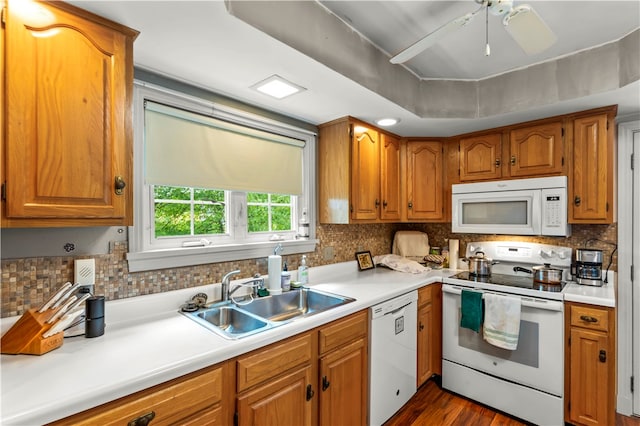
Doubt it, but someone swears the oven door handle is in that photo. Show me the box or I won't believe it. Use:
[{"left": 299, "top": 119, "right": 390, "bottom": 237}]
[{"left": 442, "top": 284, "right": 563, "bottom": 312}]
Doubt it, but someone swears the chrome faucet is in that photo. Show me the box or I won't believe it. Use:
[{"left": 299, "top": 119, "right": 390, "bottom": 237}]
[{"left": 221, "top": 270, "right": 241, "bottom": 301}]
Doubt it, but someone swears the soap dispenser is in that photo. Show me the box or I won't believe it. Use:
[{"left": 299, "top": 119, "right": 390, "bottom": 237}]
[{"left": 298, "top": 255, "right": 309, "bottom": 285}]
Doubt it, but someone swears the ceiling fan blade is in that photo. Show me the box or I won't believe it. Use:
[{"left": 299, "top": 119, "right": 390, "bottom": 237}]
[
  {"left": 503, "top": 4, "right": 557, "bottom": 55},
  {"left": 390, "top": 6, "right": 484, "bottom": 64}
]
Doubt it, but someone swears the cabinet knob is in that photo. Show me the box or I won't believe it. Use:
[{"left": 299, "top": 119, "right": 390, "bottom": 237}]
[
  {"left": 375, "top": 199, "right": 380, "bottom": 208},
  {"left": 408, "top": 201, "right": 413, "bottom": 209},
  {"left": 495, "top": 158, "right": 501, "bottom": 168},
  {"left": 383, "top": 200, "right": 388, "bottom": 208},
  {"left": 322, "top": 375, "right": 331, "bottom": 391},
  {"left": 114, "top": 176, "right": 126, "bottom": 195},
  {"left": 599, "top": 349, "right": 607, "bottom": 363},
  {"left": 306, "top": 384, "right": 315, "bottom": 401},
  {"left": 419, "top": 322, "right": 424, "bottom": 331},
  {"left": 510, "top": 156, "right": 516, "bottom": 166},
  {"left": 574, "top": 196, "right": 581, "bottom": 206},
  {"left": 128, "top": 411, "right": 155, "bottom": 426}
]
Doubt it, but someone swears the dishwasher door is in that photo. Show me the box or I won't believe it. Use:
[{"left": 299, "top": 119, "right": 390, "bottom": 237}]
[{"left": 369, "top": 290, "right": 418, "bottom": 426}]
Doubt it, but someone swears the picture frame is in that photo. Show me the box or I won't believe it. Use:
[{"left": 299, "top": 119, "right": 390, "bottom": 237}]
[{"left": 355, "top": 251, "right": 375, "bottom": 271}]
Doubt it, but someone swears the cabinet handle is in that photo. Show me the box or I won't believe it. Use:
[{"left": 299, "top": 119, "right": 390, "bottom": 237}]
[
  {"left": 383, "top": 200, "right": 388, "bottom": 208},
  {"left": 322, "top": 376, "right": 331, "bottom": 391},
  {"left": 408, "top": 201, "right": 413, "bottom": 209},
  {"left": 375, "top": 199, "right": 380, "bottom": 208},
  {"left": 419, "top": 322, "right": 424, "bottom": 331},
  {"left": 114, "top": 176, "right": 126, "bottom": 195},
  {"left": 580, "top": 315, "right": 598, "bottom": 323},
  {"left": 306, "top": 384, "right": 314, "bottom": 401},
  {"left": 495, "top": 158, "right": 501, "bottom": 168},
  {"left": 128, "top": 411, "right": 155, "bottom": 426},
  {"left": 574, "top": 196, "right": 581, "bottom": 206},
  {"left": 510, "top": 156, "right": 516, "bottom": 166},
  {"left": 599, "top": 349, "right": 607, "bottom": 363}
]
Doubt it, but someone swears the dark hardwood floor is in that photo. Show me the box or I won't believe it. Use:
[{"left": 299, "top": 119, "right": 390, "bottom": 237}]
[{"left": 384, "top": 378, "right": 640, "bottom": 426}]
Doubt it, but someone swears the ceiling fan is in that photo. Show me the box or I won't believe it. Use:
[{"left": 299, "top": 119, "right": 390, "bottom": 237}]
[{"left": 390, "top": 0, "right": 557, "bottom": 64}]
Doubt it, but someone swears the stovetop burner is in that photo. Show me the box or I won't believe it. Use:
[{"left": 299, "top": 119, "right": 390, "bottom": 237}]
[{"left": 451, "top": 271, "right": 566, "bottom": 293}]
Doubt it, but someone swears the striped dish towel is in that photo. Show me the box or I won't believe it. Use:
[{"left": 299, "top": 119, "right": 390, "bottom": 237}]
[{"left": 483, "top": 293, "right": 522, "bottom": 350}]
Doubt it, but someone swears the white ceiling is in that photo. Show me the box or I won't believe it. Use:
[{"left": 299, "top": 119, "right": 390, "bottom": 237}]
[{"left": 69, "top": 1, "right": 640, "bottom": 136}]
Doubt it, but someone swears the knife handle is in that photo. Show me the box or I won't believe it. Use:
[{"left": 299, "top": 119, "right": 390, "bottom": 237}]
[
  {"left": 47, "top": 296, "right": 77, "bottom": 324},
  {"left": 38, "top": 282, "right": 72, "bottom": 313}
]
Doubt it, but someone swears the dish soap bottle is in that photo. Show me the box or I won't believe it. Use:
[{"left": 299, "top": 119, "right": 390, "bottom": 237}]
[
  {"left": 298, "top": 255, "right": 309, "bottom": 285},
  {"left": 298, "top": 208, "right": 309, "bottom": 238}
]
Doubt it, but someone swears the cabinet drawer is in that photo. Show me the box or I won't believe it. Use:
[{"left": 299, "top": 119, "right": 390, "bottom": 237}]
[
  {"left": 319, "top": 310, "right": 367, "bottom": 355},
  {"left": 237, "top": 333, "right": 312, "bottom": 392},
  {"left": 50, "top": 365, "right": 223, "bottom": 426},
  {"left": 418, "top": 286, "right": 432, "bottom": 306},
  {"left": 570, "top": 305, "right": 609, "bottom": 332}
]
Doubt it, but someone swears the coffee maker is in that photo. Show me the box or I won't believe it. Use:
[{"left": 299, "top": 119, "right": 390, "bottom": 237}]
[{"left": 574, "top": 249, "right": 603, "bottom": 286}]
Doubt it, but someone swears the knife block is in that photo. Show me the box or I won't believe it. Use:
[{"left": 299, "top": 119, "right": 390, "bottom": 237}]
[{"left": 1, "top": 308, "right": 64, "bottom": 355}]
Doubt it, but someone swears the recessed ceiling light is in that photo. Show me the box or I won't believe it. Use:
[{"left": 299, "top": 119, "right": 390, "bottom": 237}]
[
  {"left": 251, "top": 75, "right": 306, "bottom": 99},
  {"left": 376, "top": 118, "right": 400, "bottom": 127}
]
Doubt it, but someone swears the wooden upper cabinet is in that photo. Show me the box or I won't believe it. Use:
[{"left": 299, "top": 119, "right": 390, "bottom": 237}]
[
  {"left": 318, "top": 117, "right": 401, "bottom": 224},
  {"left": 459, "top": 133, "right": 502, "bottom": 182},
  {"left": 351, "top": 125, "right": 380, "bottom": 221},
  {"left": 406, "top": 140, "right": 444, "bottom": 221},
  {"left": 509, "top": 121, "right": 564, "bottom": 177},
  {"left": 2, "top": 1, "right": 138, "bottom": 227},
  {"left": 380, "top": 134, "right": 402, "bottom": 221},
  {"left": 569, "top": 111, "right": 615, "bottom": 223}
]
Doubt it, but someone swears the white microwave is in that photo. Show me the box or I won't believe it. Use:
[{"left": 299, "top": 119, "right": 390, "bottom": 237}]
[{"left": 451, "top": 176, "right": 571, "bottom": 236}]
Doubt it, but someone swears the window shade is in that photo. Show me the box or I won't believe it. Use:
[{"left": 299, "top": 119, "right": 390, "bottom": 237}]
[{"left": 144, "top": 102, "right": 304, "bottom": 195}]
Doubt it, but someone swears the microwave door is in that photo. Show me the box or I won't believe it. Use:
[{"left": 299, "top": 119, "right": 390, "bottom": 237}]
[{"left": 452, "top": 190, "right": 541, "bottom": 235}]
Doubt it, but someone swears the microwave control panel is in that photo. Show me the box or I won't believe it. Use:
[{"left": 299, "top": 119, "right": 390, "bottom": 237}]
[{"left": 541, "top": 187, "right": 570, "bottom": 236}]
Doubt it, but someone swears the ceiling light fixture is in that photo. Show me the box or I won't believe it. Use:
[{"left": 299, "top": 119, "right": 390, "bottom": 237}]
[
  {"left": 376, "top": 118, "right": 400, "bottom": 127},
  {"left": 252, "top": 75, "right": 306, "bottom": 99}
]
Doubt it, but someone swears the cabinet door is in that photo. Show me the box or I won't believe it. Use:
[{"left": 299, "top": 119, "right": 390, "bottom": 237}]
[
  {"left": 4, "top": 2, "right": 135, "bottom": 225},
  {"left": 380, "top": 134, "right": 402, "bottom": 221},
  {"left": 509, "top": 121, "right": 564, "bottom": 177},
  {"left": 570, "top": 114, "right": 613, "bottom": 223},
  {"left": 319, "top": 338, "right": 367, "bottom": 426},
  {"left": 406, "top": 141, "right": 443, "bottom": 221},
  {"left": 459, "top": 133, "right": 502, "bottom": 181},
  {"left": 417, "top": 302, "right": 433, "bottom": 386},
  {"left": 351, "top": 126, "right": 380, "bottom": 221},
  {"left": 569, "top": 328, "right": 609, "bottom": 426},
  {"left": 237, "top": 365, "right": 313, "bottom": 426}
]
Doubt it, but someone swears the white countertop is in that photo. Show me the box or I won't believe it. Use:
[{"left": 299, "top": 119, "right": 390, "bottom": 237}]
[{"left": 0, "top": 262, "right": 616, "bottom": 425}]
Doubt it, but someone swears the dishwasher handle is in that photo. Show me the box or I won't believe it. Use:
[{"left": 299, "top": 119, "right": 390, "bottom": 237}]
[{"left": 384, "top": 301, "right": 413, "bottom": 317}]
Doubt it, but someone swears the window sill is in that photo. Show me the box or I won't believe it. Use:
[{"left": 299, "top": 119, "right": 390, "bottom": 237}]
[{"left": 126, "top": 239, "right": 317, "bottom": 272}]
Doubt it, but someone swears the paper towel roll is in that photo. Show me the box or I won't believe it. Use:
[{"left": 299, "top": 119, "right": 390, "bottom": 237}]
[
  {"left": 449, "top": 239, "right": 459, "bottom": 271},
  {"left": 268, "top": 255, "right": 282, "bottom": 294}
]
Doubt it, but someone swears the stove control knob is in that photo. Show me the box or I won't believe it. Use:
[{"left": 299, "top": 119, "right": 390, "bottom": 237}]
[{"left": 556, "top": 250, "right": 569, "bottom": 260}]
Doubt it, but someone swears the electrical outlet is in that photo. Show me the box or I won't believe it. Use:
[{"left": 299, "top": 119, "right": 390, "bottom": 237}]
[
  {"left": 75, "top": 259, "right": 95, "bottom": 295},
  {"left": 323, "top": 246, "right": 334, "bottom": 261}
]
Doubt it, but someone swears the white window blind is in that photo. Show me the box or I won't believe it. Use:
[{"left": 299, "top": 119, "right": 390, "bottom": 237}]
[{"left": 144, "top": 101, "right": 304, "bottom": 195}]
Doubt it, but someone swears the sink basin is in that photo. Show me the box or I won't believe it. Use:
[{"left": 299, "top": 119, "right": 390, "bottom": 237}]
[
  {"left": 182, "top": 288, "right": 354, "bottom": 339},
  {"left": 186, "top": 305, "right": 271, "bottom": 339},
  {"left": 235, "top": 288, "right": 355, "bottom": 322}
]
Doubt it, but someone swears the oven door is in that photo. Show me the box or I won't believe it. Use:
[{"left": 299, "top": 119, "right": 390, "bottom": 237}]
[{"left": 442, "top": 284, "right": 563, "bottom": 396}]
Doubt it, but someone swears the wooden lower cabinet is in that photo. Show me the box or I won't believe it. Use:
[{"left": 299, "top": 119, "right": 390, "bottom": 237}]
[
  {"left": 564, "top": 302, "right": 616, "bottom": 426},
  {"left": 237, "top": 365, "right": 313, "bottom": 426},
  {"left": 49, "top": 362, "right": 231, "bottom": 426},
  {"left": 417, "top": 284, "right": 442, "bottom": 387},
  {"left": 319, "top": 338, "right": 367, "bottom": 426}
]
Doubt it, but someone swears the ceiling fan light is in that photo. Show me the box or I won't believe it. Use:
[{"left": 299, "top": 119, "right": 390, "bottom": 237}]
[{"left": 503, "top": 5, "right": 557, "bottom": 55}]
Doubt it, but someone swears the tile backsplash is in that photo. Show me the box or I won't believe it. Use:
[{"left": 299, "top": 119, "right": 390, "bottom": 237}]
[{"left": 1, "top": 223, "right": 617, "bottom": 317}]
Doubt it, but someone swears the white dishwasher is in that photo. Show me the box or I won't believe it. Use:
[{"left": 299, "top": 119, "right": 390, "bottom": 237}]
[{"left": 369, "top": 290, "right": 418, "bottom": 426}]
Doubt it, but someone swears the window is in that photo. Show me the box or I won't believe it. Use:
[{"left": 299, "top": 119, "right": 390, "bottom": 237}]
[{"left": 127, "top": 83, "right": 316, "bottom": 272}]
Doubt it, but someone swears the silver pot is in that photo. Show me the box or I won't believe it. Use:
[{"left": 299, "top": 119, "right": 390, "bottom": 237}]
[
  {"left": 462, "top": 251, "right": 499, "bottom": 276},
  {"left": 513, "top": 263, "right": 563, "bottom": 284}
]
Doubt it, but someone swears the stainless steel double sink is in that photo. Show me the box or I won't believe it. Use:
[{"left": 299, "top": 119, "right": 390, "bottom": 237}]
[{"left": 181, "top": 288, "right": 355, "bottom": 339}]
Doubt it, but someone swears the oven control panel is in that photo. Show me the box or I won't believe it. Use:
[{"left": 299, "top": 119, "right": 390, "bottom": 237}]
[{"left": 467, "top": 241, "right": 572, "bottom": 268}]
